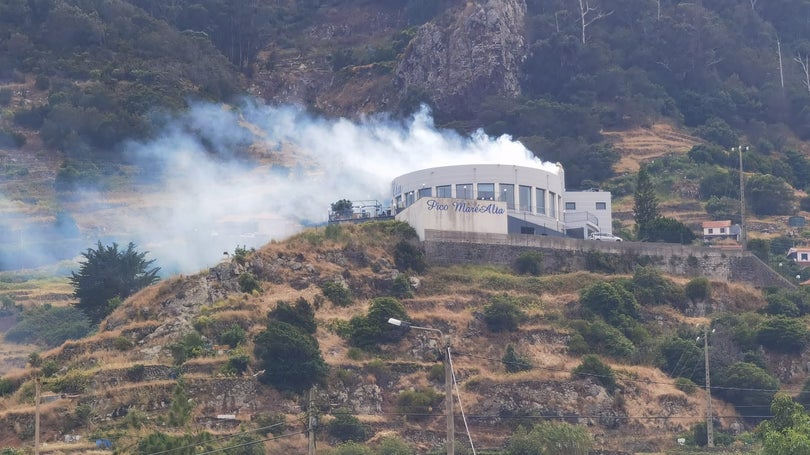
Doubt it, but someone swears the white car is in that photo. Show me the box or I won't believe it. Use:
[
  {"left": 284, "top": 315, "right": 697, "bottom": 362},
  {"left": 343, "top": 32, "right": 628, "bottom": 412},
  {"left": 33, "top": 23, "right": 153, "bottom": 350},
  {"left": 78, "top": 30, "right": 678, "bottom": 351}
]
[{"left": 589, "top": 232, "right": 623, "bottom": 241}]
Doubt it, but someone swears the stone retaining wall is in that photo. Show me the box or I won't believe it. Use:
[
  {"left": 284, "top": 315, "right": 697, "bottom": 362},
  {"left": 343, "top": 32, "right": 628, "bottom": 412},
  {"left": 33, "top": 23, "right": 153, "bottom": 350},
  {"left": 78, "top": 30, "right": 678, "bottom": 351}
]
[{"left": 423, "top": 230, "right": 794, "bottom": 289}]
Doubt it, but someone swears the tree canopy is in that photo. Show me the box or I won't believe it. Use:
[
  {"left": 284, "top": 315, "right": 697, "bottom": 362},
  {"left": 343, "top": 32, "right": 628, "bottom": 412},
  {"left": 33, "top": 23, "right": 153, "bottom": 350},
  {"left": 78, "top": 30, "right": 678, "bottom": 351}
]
[{"left": 70, "top": 241, "right": 160, "bottom": 324}]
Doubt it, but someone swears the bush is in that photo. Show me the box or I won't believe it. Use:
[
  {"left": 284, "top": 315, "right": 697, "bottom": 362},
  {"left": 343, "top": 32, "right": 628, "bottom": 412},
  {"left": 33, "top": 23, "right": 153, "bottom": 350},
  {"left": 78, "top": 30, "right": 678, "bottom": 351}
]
[
  {"left": 674, "top": 377, "right": 698, "bottom": 394},
  {"left": 483, "top": 294, "right": 525, "bottom": 332},
  {"left": 395, "top": 387, "right": 443, "bottom": 421},
  {"left": 169, "top": 331, "right": 209, "bottom": 365},
  {"left": 327, "top": 408, "right": 367, "bottom": 443},
  {"left": 514, "top": 250, "right": 544, "bottom": 276},
  {"left": 113, "top": 336, "right": 134, "bottom": 351},
  {"left": 321, "top": 281, "right": 353, "bottom": 307},
  {"left": 757, "top": 316, "right": 809, "bottom": 354},
  {"left": 391, "top": 274, "right": 414, "bottom": 298},
  {"left": 632, "top": 266, "right": 684, "bottom": 306},
  {"left": 377, "top": 436, "right": 414, "bottom": 455},
  {"left": 714, "top": 361, "right": 778, "bottom": 422},
  {"left": 253, "top": 321, "right": 328, "bottom": 394},
  {"left": 268, "top": 297, "right": 317, "bottom": 333},
  {"left": 5, "top": 305, "right": 92, "bottom": 347},
  {"left": 684, "top": 277, "right": 711, "bottom": 302},
  {"left": 571, "top": 319, "right": 636, "bottom": 360},
  {"left": 225, "top": 348, "right": 250, "bottom": 375},
  {"left": 505, "top": 421, "right": 593, "bottom": 455},
  {"left": 347, "top": 297, "right": 409, "bottom": 349},
  {"left": 0, "top": 378, "right": 15, "bottom": 396},
  {"left": 658, "top": 336, "right": 703, "bottom": 384},
  {"left": 238, "top": 272, "right": 262, "bottom": 294},
  {"left": 329, "top": 442, "right": 374, "bottom": 455},
  {"left": 502, "top": 344, "right": 532, "bottom": 373},
  {"left": 394, "top": 240, "right": 426, "bottom": 273},
  {"left": 219, "top": 323, "right": 248, "bottom": 348},
  {"left": 572, "top": 354, "right": 617, "bottom": 393}
]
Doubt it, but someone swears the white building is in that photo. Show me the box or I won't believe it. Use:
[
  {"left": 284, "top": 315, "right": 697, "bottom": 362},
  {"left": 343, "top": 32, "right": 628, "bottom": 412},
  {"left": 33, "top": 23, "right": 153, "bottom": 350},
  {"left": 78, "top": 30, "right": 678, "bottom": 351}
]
[{"left": 391, "top": 163, "right": 612, "bottom": 240}]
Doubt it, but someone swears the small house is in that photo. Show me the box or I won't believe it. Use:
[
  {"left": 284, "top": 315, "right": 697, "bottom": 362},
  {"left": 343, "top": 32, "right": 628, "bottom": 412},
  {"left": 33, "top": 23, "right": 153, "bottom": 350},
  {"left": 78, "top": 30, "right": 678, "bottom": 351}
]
[
  {"left": 787, "top": 247, "right": 810, "bottom": 266},
  {"left": 702, "top": 220, "right": 739, "bottom": 243}
]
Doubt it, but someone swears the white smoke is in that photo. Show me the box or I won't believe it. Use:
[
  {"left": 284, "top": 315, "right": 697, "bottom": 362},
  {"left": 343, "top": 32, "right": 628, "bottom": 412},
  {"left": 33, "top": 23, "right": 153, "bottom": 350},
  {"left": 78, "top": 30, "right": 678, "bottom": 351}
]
[{"left": 2, "top": 101, "right": 557, "bottom": 275}]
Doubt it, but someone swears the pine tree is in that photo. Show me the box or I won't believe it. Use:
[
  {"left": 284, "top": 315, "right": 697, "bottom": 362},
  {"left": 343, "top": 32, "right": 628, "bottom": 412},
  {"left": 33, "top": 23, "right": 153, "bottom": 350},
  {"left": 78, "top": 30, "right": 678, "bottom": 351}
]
[{"left": 634, "top": 166, "right": 659, "bottom": 238}]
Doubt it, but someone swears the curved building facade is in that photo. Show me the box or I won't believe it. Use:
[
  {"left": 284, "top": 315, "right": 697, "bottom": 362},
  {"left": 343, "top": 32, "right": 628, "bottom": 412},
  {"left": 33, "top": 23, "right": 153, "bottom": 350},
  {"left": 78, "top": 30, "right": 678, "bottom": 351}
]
[{"left": 391, "top": 164, "right": 612, "bottom": 240}]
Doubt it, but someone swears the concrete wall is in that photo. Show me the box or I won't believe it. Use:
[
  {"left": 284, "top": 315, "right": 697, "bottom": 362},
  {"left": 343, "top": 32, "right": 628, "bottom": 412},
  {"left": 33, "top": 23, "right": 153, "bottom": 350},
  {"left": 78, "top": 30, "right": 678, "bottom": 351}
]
[{"left": 423, "top": 230, "right": 795, "bottom": 289}]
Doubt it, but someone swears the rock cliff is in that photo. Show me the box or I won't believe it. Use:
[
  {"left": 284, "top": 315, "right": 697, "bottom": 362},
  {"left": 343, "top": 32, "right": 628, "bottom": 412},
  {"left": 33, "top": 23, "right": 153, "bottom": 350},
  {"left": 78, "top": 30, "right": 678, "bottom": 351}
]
[{"left": 396, "top": 0, "right": 527, "bottom": 114}]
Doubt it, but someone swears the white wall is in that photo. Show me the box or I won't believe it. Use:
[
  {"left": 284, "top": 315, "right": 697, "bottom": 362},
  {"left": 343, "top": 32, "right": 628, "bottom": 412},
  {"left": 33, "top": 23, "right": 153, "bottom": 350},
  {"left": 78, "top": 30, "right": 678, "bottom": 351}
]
[{"left": 395, "top": 197, "right": 508, "bottom": 240}]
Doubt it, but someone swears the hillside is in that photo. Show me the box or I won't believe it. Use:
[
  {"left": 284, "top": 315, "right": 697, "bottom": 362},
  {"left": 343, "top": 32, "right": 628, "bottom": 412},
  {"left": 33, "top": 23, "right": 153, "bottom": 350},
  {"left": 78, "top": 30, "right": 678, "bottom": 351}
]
[{"left": 2, "top": 222, "right": 808, "bottom": 454}]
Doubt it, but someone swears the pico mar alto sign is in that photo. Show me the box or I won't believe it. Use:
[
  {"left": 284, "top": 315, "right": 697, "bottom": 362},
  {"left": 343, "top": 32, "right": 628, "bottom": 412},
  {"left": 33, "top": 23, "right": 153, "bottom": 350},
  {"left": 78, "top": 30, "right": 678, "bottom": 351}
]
[{"left": 425, "top": 199, "right": 505, "bottom": 215}]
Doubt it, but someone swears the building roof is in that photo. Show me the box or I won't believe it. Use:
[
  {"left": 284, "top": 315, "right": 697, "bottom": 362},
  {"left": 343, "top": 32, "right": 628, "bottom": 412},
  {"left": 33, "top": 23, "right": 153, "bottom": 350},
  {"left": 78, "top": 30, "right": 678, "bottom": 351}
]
[{"left": 702, "top": 220, "right": 731, "bottom": 229}]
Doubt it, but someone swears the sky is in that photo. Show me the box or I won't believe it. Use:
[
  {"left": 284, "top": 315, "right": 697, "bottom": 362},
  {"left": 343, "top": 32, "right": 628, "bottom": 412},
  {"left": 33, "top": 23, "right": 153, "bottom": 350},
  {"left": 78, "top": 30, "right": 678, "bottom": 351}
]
[{"left": 1, "top": 100, "right": 557, "bottom": 275}]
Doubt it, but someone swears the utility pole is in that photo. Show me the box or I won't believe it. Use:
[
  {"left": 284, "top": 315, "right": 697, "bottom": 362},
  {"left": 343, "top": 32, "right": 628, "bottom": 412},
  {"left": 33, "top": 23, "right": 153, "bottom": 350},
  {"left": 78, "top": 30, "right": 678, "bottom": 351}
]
[
  {"left": 443, "top": 335, "right": 455, "bottom": 455},
  {"left": 388, "top": 318, "right": 455, "bottom": 455},
  {"left": 307, "top": 387, "right": 316, "bottom": 455},
  {"left": 703, "top": 325, "right": 714, "bottom": 448},
  {"left": 736, "top": 146, "right": 748, "bottom": 250},
  {"left": 35, "top": 376, "right": 40, "bottom": 455}
]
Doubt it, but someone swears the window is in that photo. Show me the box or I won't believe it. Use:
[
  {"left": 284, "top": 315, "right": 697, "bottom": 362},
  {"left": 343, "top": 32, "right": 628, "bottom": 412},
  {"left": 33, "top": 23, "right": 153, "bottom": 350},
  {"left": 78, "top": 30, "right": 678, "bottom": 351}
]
[
  {"left": 720, "top": 227, "right": 726, "bottom": 233},
  {"left": 548, "top": 192, "right": 557, "bottom": 218},
  {"left": 405, "top": 191, "right": 415, "bottom": 207},
  {"left": 565, "top": 202, "right": 576, "bottom": 210},
  {"left": 395, "top": 196, "right": 402, "bottom": 209},
  {"left": 520, "top": 226, "right": 535, "bottom": 235},
  {"left": 418, "top": 187, "right": 432, "bottom": 199},
  {"left": 708, "top": 228, "right": 714, "bottom": 234},
  {"left": 437, "top": 185, "right": 451, "bottom": 198},
  {"left": 802, "top": 253, "right": 809, "bottom": 261},
  {"left": 500, "top": 184, "right": 515, "bottom": 209},
  {"left": 519, "top": 185, "right": 532, "bottom": 211},
  {"left": 456, "top": 184, "right": 473, "bottom": 199},
  {"left": 477, "top": 183, "right": 495, "bottom": 200},
  {"left": 596, "top": 202, "right": 606, "bottom": 210},
  {"left": 536, "top": 188, "right": 545, "bottom": 214}
]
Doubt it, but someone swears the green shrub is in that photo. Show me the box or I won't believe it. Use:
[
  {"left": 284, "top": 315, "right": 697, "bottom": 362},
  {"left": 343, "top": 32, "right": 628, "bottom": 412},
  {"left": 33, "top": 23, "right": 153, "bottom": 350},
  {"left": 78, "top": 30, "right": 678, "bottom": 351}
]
[
  {"left": 225, "top": 348, "right": 250, "bottom": 375},
  {"left": 505, "top": 421, "right": 593, "bottom": 455},
  {"left": 219, "top": 323, "right": 247, "bottom": 348},
  {"left": 502, "top": 344, "right": 532, "bottom": 373},
  {"left": 571, "top": 319, "right": 636, "bottom": 360},
  {"left": 394, "top": 240, "right": 426, "bottom": 273},
  {"left": 328, "top": 408, "right": 367, "bottom": 443},
  {"left": 395, "top": 387, "right": 443, "bottom": 421},
  {"left": 714, "top": 361, "right": 778, "bottom": 422},
  {"left": 428, "top": 363, "right": 444, "bottom": 383},
  {"left": 684, "top": 277, "right": 711, "bottom": 302},
  {"left": 253, "top": 412, "right": 286, "bottom": 436},
  {"left": 674, "top": 377, "right": 698, "bottom": 394},
  {"left": 377, "top": 436, "right": 414, "bottom": 455},
  {"left": 757, "top": 316, "right": 809, "bottom": 354},
  {"left": 632, "top": 266, "right": 685, "bottom": 306},
  {"left": 5, "top": 304, "right": 92, "bottom": 347},
  {"left": 268, "top": 297, "right": 317, "bottom": 333},
  {"left": 329, "top": 442, "right": 374, "bottom": 455},
  {"left": 483, "top": 294, "right": 525, "bottom": 332},
  {"left": 51, "top": 370, "right": 91, "bottom": 394},
  {"left": 514, "top": 250, "right": 544, "bottom": 276},
  {"left": 572, "top": 354, "right": 617, "bottom": 393},
  {"left": 391, "top": 274, "right": 414, "bottom": 298},
  {"left": 40, "top": 359, "right": 60, "bottom": 377},
  {"left": 0, "top": 377, "right": 15, "bottom": 396},
  {"left": 347, "top": 297, "right": 409, "bottom": 350},
  {"left": 169, "top": 331, "right": 209, "bottom": 365},
  {"left": 113, "top": 336, "right": 134, "bottom": 351},
  {"left": 321, "top": 281, "right": 353, "bottom": 307},
  {"left": 238, "top": 272, "right": 262, "bottom": 294}
]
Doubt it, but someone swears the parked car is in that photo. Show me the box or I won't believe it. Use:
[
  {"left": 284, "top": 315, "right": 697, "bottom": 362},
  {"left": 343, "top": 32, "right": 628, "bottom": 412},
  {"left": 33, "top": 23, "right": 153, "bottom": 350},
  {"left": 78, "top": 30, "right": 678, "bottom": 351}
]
[{"left": 588, "top": 232, "right": 623, "bottom": 241}]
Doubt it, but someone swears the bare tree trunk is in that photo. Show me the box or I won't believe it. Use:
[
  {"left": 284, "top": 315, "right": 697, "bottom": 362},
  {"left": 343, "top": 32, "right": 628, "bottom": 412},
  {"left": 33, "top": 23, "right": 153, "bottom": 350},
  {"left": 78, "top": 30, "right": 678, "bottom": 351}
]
[
  {"left": 796, "top": 54, "right": 810, "bottom": 94},
  {"left": 749, "top": 0, "right": 758, "bottom": 12},
  {"left": 657, "top": 0, "right": 661, "bottom": 21},
  {"left": 777, "top": 37, "right": 785, "bottom": 91},
  {"left": 576, "top": 0, "right": 613, "bottom": 45}
]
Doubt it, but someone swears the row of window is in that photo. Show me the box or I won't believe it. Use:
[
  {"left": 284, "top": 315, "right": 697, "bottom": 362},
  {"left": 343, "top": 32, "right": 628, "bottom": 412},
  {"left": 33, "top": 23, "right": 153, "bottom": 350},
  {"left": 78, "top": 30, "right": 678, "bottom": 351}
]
[
  {"left": 398, "top": 183, "right": 562, "bottom": 217},
  {"left": 565, "top": 201, "right": 607, "bottom": 211}
]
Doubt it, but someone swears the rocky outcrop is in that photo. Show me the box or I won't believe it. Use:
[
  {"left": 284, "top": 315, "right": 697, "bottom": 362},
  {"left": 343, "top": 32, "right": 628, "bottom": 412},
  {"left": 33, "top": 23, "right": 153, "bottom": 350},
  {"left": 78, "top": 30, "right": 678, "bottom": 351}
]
[{"left": 396, "top": 0, "right": 527, "bottom": 114}]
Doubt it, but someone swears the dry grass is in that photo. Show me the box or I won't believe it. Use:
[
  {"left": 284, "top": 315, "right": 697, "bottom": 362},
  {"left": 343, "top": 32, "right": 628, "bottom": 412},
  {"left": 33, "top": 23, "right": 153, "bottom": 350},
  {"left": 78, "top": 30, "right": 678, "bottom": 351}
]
[{"left": 604, "top": 123, "right": 702, "bottom": 173}]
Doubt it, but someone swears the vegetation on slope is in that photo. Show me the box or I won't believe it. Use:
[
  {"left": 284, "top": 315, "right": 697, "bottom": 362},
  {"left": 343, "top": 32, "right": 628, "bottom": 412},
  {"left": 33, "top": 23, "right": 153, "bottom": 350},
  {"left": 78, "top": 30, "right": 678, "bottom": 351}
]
[{"left": 1, "top": 221, "right": 808, "bottom": 454}]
